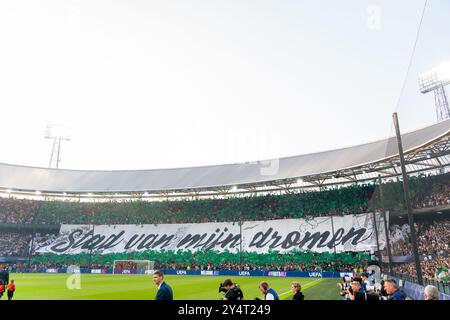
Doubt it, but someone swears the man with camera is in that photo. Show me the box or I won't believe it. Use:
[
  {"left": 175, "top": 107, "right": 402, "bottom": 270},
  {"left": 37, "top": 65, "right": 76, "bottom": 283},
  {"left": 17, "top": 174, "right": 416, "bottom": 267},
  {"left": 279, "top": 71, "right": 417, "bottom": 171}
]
[
  {"left": 220, "top": 279, "right": 244, "bottom": 301},
  {"left": 346, "top": 279, "right": 366, "bottom": 300}
]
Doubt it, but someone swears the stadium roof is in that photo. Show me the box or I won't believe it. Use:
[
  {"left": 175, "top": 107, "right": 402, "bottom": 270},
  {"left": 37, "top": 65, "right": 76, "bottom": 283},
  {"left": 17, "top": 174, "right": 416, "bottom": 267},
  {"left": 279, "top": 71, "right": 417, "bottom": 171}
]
[{"left": 0, "top": 119, "right": 449, "bottom": 198}]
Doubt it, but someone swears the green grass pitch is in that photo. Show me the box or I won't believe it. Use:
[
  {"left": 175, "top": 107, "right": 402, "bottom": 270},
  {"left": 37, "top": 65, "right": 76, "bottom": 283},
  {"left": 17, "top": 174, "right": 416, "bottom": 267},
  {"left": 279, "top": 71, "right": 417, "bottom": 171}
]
[{"left": 4, "top": 274, "right": 341, "bottom": 300}]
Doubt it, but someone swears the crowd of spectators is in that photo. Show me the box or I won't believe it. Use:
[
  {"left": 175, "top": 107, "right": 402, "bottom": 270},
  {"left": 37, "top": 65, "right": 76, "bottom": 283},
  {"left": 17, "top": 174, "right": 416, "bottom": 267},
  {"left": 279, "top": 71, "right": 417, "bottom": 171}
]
[
  {"left": 0, "top": 172, "right": 447, "bottom": 225},
  {"left": 0, "top": 232, "right": 31, "bottom": 256},
  {"left": 384, "top": 219, "right": 450, "bottom": 284},
  {"left": 28, "top": 250, "right": 370, "bottom": 273},
  {"left": 33, "top": 184, "right": 374, "bottom": 225},
  {"left": 387, "top": 220, "right": 450, "bottom": 257},
  {"left": 0, "top": 172, "right": 448, "bottom": 286},
  {"left": 24, "top": 261, "right": 368, "bottom": 273},
  {"left": 413, "top": 179, "right": 450, "bottom": 209},
  {"left": 0, "top": 197, "right": 40, "bottom": 224},
  {"left": 155, "top": 261, "right": 367, "bottom": 273},
  {"left": 418, "top": 221, "right": 450, "bottom": 256},
  {"left": 392, "top": 256, "right": 450, "bottom": 283}
]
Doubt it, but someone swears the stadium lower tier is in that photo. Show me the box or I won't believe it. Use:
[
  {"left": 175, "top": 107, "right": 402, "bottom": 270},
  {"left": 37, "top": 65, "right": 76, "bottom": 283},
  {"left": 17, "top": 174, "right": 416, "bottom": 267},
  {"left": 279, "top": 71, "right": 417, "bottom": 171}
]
[{"left": 27, "top": 250, "right": 371, "bottom": 272}]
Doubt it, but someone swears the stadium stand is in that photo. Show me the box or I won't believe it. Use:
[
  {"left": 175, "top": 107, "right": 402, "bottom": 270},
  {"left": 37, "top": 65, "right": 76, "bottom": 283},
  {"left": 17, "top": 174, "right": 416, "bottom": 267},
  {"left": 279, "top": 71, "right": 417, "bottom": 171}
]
[
  {"left": 0, "top": 120, "right": 448, "bottom": 300},
  {"left": 0, "top": 197, "right": 39, "bottom": 224},
  {"left": 33, "top": 183, "right": 374, "bottom": 224},
  {"left": 0, "top": 172, "right": 446, "bottom": 225},
  {"left": 0, "top": 172, "right": 448, "bottom": 287},
  {"left": 28, "top": 250, "right": 370, "bottom": 273},
  {"left": 0, "top": 232, "right": 31, "bottom": 257},
  {"left": 386, "top": 220, "right": 450, "bottom": 256},
  {"left": 393, "top": 256, "right": 449, "bottom": 283},
  {"left": 386, "top": 219, "right": 450, "bottom": 285}
]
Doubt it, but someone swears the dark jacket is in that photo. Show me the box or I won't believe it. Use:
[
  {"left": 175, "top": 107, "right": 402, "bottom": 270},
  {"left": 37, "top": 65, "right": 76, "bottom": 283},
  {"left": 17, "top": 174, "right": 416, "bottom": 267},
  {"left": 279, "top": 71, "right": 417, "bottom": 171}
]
[
  {"left": 0, "top": 270, "right": 9, "bottom": 286},
  {"left": 155, "top": 281, "right": 173, "bottom": 301},
  {"left": 292, "top": 291, "right": 305, "bottom": 301},
  {"left": 224, "top": 286, "right": 244, "bottom": 300},
  {"left": 387, "top": 289, "right": 407, "bottom": 301}
]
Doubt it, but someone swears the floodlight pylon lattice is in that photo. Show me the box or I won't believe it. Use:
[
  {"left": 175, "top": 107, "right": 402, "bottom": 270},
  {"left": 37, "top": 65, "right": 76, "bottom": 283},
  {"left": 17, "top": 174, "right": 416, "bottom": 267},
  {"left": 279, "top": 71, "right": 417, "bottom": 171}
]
[
  {"left": 418, "top": 62, "right": 450, "bottom": 122},
  {"left": 433, "top": 85, "right": 450, "bottom": 122},
  {"left": 45, "top": 124, "right": 72, "bottom": 169}
]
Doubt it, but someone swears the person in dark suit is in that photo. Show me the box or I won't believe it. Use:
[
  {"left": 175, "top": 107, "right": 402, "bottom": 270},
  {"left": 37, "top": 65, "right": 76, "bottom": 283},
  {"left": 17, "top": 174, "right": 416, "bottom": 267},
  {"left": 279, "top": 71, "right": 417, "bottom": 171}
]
[
  {"left": 153, "top": 271, "right": 173, "bottom": 301},
  {"left": 0, "top": 267, "right": 9, "bottom": 286}
]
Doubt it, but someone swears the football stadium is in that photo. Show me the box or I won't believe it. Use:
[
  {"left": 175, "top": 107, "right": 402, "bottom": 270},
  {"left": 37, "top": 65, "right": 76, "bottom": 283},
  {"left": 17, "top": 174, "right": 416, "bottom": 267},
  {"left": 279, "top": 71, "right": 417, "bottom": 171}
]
[
  {"left": 0, "top": 1, "right": 449, "bottom": 306},
  {"left": 0, "top": 120, "right": 449, "bottom": 301}
]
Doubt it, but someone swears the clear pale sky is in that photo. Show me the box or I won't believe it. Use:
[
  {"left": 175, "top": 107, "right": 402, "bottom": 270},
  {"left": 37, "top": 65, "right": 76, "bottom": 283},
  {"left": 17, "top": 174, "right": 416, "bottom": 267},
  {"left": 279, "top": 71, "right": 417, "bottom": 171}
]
[{"left": 0, "top": 0, "right": 449, "bottom": 170}]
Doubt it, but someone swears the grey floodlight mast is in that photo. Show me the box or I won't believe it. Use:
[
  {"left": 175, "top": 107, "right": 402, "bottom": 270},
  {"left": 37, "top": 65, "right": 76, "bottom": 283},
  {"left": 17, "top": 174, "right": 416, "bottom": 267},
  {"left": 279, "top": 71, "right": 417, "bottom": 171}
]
[
  {"left": 418, "top": 62, "right": 450, "bottom": 122},
  {"left": 45, "top": 124, "right": 72, "bottom": 169}
]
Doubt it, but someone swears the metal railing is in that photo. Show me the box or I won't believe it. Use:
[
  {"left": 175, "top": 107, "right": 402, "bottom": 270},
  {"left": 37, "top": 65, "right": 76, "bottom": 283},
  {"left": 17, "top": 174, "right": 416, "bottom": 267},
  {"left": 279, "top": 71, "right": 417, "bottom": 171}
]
[{"left": 392, "top": 273, "right": 450, "bottom": 295}]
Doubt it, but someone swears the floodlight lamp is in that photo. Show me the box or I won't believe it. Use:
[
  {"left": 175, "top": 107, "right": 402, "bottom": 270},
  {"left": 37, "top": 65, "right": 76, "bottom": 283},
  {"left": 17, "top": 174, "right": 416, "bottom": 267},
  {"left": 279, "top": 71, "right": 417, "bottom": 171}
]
[
  {"left": 418, "top": 61, "right": 450, "bottom": 94},
  {"left": 441, "top": 61, "right": 450, "bottom": 78},
  {"left": 45, "top": 123, "right": 72, "bottom": 141}
]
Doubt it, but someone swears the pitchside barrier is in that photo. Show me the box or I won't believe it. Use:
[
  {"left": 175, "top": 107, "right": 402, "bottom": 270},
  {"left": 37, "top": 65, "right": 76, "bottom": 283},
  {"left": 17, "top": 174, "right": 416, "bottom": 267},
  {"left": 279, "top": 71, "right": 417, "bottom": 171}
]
[
  {"left": 14, "top": 267, "right": 352, "bottom": 278},
  {"left": 390, "top": 275, "right": 450, "bottom": 301},
  {"left": 163, "top": 270, "right": 355, "bottom": 278}
]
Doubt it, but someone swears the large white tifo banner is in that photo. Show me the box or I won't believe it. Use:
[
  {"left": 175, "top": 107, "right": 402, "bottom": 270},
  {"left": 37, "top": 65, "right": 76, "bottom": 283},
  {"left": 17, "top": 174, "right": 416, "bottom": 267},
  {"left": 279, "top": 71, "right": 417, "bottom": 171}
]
[{"left": 36, "top": 213, "right": 388, "bottom": 255}]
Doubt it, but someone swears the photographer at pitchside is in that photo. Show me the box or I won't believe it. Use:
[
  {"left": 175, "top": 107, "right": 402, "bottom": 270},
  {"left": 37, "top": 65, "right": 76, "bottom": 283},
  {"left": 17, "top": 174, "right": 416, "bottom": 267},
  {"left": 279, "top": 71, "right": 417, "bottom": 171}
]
[
  {"left": 220, "top": 279, "right": 244, "bottom": 301},
  {"left": 345, "top": 279, "right": 365, "bottom": 301}
]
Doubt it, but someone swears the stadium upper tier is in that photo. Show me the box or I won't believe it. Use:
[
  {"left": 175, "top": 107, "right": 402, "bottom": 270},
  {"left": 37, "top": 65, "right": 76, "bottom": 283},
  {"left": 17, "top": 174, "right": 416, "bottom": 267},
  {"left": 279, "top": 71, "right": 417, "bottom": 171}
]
[{"left": 0, "top": 119, "right": 449, "bottom": 196}]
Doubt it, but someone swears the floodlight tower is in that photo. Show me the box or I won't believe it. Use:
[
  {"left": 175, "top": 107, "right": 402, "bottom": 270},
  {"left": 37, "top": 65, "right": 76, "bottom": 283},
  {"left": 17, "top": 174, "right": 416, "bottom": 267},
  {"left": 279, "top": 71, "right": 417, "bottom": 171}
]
[
  {"left": 45, "top": 124, "right": 72, "bottom": 168},
  {"left": 418, "top": 62, "right": 450, "bottom": 122}
]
